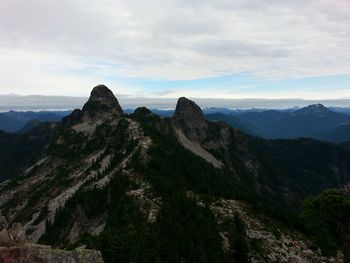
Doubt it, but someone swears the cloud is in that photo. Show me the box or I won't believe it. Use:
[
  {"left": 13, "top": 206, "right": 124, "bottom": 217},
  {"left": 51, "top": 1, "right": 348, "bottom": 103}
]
[
  {"left": 0, "top": 0, "right": 349, "bottom": 96},
  {"left": 151, "top": 90, "right": 175, "bottom": 96}
]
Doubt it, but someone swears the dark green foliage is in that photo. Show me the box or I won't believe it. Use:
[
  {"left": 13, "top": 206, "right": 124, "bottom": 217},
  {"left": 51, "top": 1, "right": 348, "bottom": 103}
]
[
  {"left": 0, "top": 124, "right": 53, "bottom": 181},
  {"left": 251, "top": 137, "right": 350, "bottom": 197},
  {"left": 227, "top": 213, "right": 249, "bottom": 263},
  {"left": 33, "top": 206, "right": 49, "bottom": 225},
  {"left": 132, "top": 113, "right": 245, "bottom": 200},
  {"left": 341, "top": 141, "right": 350, "bottom": 149},
  {"left": 41, "top": 170, "right": 227, "bottom": 263},
  {"left": 48, "top": 128, "right": 86, "bottom": 160},
  {"left": 87, "top": 195, "right": 226, "bottom": 263},
  {"left": 152, "top": 196, "right": 226, "bottom": 263},
  {"left": 299, "top": 189, "right": 350, "bottom": 256},
  {"left": 314, "top": 124, "right": 350, "bottom": 143}
]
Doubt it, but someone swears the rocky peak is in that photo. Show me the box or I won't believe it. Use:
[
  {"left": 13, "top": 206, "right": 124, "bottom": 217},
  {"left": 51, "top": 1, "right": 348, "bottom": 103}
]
[
  {"left": 172, "top": 97, "right": 208, "bottom": 141},
  {"left": 296, "top": 104, "right": 330, "bottom": 115},
  {"left": 174, "top": 97, "right": 206, "bottom": 122},
  {"left": 82, "top": 85, "right": 123, "bottom": 116},
  {"left": 133, "top": 107, "right": 154, "bottom": 118},
  {"left": 62, "top": 85, "right": 124, "bottom": 128}
]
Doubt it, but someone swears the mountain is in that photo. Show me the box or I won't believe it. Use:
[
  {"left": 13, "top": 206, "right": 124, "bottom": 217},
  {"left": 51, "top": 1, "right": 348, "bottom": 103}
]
[
  {"left": 0, "top": 114, "right": 23, "bottom": 132},
  {"left": 205, "top": 112, "right": 261, "bottom": 137},
  {"left": 150, "top": 109, "right": 174, "bottom": 117},
  {"left": 341, "top": 141, "right": 350, "bottom": 149},
  {"left": 330, "top": 107, "right": 350, "bottom": 115},
  {"left": 237, "top": 104, "right": 350, "bottom": 139},
  {"left": 312, "top": 124, "right": 350, "bottom": 143},
  {"left": 16, "top": 119, "right": 43, "bottom": 134},
  {"left": 0, "top": 85, "right": 349, "bottom": 262},
  {"left": 271, "top": 104, "right": 350, "bottom": 138},
  {"left": 0, "top": 110, "right": 70, "bottom": 133},
  {"left": 235, "top": 110, "right": 289, "bottom": 138},
  {"left": 0, "top": 123, "right": 56, "bottom": 181}
]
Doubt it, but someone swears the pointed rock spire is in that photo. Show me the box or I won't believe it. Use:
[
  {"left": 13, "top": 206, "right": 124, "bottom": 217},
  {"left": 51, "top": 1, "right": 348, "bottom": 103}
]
[
  {"left": 172, "top": 97, "right": 208, "bottom": 141},
  {"left": 62, "top": 85, "right": 123, "bottom": 127},
  {"left": 82, "top": 84, "right": 123, "bottom": 115}
]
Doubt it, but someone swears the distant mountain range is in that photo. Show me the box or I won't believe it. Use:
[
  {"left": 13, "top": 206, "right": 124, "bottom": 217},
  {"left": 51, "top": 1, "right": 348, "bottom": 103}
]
[
  {"left": 205, "top": 112, "right": 260, "bottom": 136},
  {"left": 0, "top": 110, "right": 71, "bottom": 132},
  {"left": 1, "top": 104, "right": 350, "bottom": 145},
  {"left": 313, "top": 124, "right": 350, "bottom": 143},
  {"left": 2, "top": 94, "right": 350, "bottom": 112},
  {"left": 206, "top": 104, "right": 350, "bottom": 143}
]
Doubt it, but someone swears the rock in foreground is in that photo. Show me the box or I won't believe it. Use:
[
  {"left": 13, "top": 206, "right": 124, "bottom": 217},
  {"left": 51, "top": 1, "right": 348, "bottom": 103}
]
[{"left": 0, "top": 243, "right": 103, "bottom": 263}]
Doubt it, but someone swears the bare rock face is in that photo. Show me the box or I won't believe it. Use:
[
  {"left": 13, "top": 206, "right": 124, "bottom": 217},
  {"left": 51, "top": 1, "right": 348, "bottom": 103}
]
[
  {"left": 8, "top": 223, "right": 26, "bottom": 243},
  {"left": 0, "top": 229, "right": 10, "bottom": 246},
  {"left": 171, "top": 97, "right": 226, "bottom": 168},
  {"left": 62, "top": 85, "right": 123, "bottom": 128},
  {"left": 0, "top": 243, "right": 104, "bottom": 263},
  {"left": 172, "top": 97, "right": 208, "bottom": 142},
  {"left": 82, "top": 84, "right": 123, "bottom": 116}
]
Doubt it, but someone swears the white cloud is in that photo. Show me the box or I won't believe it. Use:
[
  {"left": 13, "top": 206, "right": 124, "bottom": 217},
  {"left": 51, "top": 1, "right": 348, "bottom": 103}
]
[{"left": 0, "top": 0, "right": 349, "bottom": 96}]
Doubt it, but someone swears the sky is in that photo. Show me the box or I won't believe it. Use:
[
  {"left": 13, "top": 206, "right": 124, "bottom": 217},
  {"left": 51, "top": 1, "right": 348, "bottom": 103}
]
[{"left": 0, "top": 0, "right": 350, "bottom": 100}]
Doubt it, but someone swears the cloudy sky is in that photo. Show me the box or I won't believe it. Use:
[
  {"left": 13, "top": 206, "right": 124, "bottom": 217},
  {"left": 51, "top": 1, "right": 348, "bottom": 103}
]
[{"left": 0, "top": 0, "right": 350, "bottom": 100}]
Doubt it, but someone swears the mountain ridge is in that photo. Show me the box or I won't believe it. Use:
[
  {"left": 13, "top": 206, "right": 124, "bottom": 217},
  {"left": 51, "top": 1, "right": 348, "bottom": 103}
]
[{"left": 0, "top": 85, "right": 349, "bottom": 262}]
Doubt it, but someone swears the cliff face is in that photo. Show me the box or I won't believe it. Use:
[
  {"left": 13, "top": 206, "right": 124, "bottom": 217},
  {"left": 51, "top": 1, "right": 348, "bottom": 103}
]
[
  {"left": 62, "top": 84, "right": 124, "bottom": 130},
  {"left": 82, "top": 84, "right": 123, "bottom": 117},
  {"left": 172, "top": 97, "right": 209, "bottom": 142}
]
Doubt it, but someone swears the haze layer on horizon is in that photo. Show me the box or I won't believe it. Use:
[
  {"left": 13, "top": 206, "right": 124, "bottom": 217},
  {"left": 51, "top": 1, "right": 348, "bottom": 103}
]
[
  {"left": 1, "top": 94, "right": 350, "bottom": 112},
  {"left": 0, "top": 0, "right": 349, "bottom": 100}
]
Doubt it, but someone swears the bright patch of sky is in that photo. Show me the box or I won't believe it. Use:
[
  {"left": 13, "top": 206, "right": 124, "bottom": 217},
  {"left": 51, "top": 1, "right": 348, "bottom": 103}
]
[{"left": 108, "top": 74, "right": 350, "bottom": 99}]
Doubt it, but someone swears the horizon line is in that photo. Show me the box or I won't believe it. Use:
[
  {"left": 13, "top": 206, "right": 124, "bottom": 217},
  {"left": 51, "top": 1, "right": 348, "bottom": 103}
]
[{"left": 1, "top": 93, "right": 350, "bottom": 101}]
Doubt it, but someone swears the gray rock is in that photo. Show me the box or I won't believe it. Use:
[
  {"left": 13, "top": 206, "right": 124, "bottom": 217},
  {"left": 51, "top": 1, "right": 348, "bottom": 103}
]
[
  {"left": 9, "top": 223, "right": 26, "bottom": 243},
  {"left": 172, "top": 97, "right": 208, "bottom": 142},
  {"left": 62, "top": 85, "right": 124, "bottom": 128},
  {"left": 82, "top": 84, "right": 123, "bottom": 116},
  {"left": 0, "top": 229, "right": 10, "bottom": 245},
  {"left": 0, "top": 214, "right": 8, "bottom": 230},
  {"left": 0, "top": 243, "right": 104, "bottom": 263}
]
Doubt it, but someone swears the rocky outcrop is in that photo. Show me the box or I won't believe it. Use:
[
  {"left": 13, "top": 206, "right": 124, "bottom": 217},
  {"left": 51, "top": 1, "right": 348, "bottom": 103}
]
[
  {"left": 171, "top": 97, "right": 229, "bottom": 168},
  {"left": 0, "top": 243, "right": 103, "bottom": 263},
  {"left": 82, "top": 84, "right": 123, "bottom": 116},
  {"left": 62, "top": 85, "right": 123, "bottom": 131},
  {"left": 62, "top": 109, "right": 82, "bottom": 127},
  {"left": 210, "top": 199, "right": 342, "bottom": 263},
  {"left": 0, "top": 86, "right": 157, "bottom": 247},
  {"left": 172, "top": 97, "right": 208, "bottom": 142}
]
